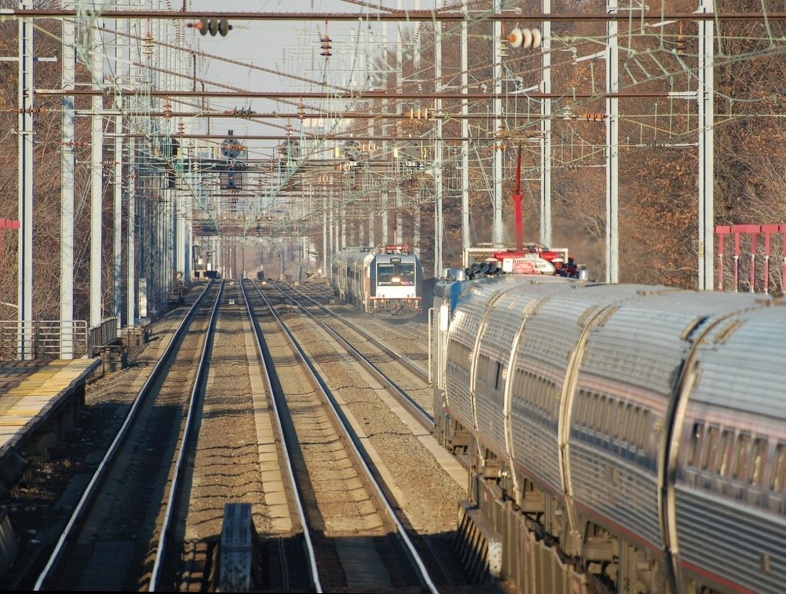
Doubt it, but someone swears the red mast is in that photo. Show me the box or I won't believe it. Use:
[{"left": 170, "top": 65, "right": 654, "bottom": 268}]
[{"left": 512, "top": 143, "right": 524, "bottom": 252}]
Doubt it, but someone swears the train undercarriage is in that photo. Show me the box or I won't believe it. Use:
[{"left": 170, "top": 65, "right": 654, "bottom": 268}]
[{"left": 435, "top": 406, "right": 675, "bottom": 594}]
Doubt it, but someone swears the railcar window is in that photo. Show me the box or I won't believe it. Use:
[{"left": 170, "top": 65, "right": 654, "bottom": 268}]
[
  {"left": 520, "top": 371, "right": 533, "bottom": 406},
  {"left": 598, "top": 395, "right": 607, "bottom": 433},
  {"left": 625, "top": 403, "right": 634, "bottom": 443},
  {"left": 522, "top": 372, "right": 533, "bottom": 403},
  {"left": 615, "top": 400, "right": 625, "bottom": 439},
  {"left": 608, "top": 398, "right": 617, "bottom": 436},
  {"left": 771, "top": 443, "right": 786, "bottom": 493},
  {"left": 592, "top": 394, "right": 601, "bottom": 431},
  {"left": 376, "top": 262, "right": 416, "bottom": 286},
  {"left": 701, "top": 426, "right": 719, "bottom": 471},
  {"left": 639, "top": 409, "right": 650, "bottom": 449},
  {"left": 519, "top": 371, "right": 554, "bottom": 418},
  {"left": 719, "top": 430, "right": 734, "bottom": 477},
  {"left": 688, "top": 423, "right": 704, "bottom": 468},
  {"left": 631, "top": 406, "right": 642, "bottom": 448},
  {"left": 545, "top": 382, "right": 557, "bottom": 415},
  {"left": 581, "top": 391, "right": 592, "bottom": 426},
  {"left": 751, "top": 438, "right": 767, "bottom": 488},
  {"left": 732, "top": 433, "right": 751, "bottom": 482},
  {"left": 494, "top": 362, "right": 504, "bottom": 390},
  {"left": 448, "top": 340, "right": 471, "bottom": 366},
  {"left": 584, "top": 391, "right": 593, "bottom": 426},
  {"left": 533, "top": 379, "right": 542, "bottom": 411}
]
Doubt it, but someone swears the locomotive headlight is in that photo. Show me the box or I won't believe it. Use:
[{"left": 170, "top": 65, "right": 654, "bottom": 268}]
[{"left": 392, "top": 276, "right": 401, "bottom": 282}]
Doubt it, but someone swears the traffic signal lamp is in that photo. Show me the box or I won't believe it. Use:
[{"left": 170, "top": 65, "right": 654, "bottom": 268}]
[{"left": 190, "top": 18, "right": 232, "bottom": 37}]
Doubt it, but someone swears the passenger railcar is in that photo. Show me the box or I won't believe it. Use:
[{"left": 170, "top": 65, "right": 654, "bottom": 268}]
[
  {"left": 332, "top": 245, "right": 423, "bottom": 318},
  {"left": 431, "top": 255, "right": 786, "bottom": 594}
]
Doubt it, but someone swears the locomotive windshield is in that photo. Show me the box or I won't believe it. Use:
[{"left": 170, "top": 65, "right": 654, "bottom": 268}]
[{"left": 377, "top": 261, "right": 416, "bottom": 286}]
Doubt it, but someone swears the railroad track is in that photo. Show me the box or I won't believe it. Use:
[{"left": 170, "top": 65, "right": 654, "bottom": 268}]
[
  {"left": 271, "top": 280, "right": 433, "bottom": 425},
  {"left": 248, "top": 279, "right": 470, "bottom": 591},
  {"left": 34, "top": 282, "right": 223, "bottom": 591},
  {"left": 7, "top": 277, "right": 472, "bottom": 592},
  {"left": 243, "top": 279, "right": 440, "bottom": 592}
]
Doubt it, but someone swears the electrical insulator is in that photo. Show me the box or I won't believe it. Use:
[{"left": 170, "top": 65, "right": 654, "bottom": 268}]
[
  {"left": 320, "top": 34, "right": 332, "bottom": 57},
  {"left": 676, "top": 21, "right": 686, "bottom": 55},
  {"left": 191, "top": 18, "right": 232, "bottom": 37},
  {"left": 142, "top": 32, "right": 154, "bottom": 56},
  {"left": 584, "top": 112, "right": 605, "bottom": 122},
  {"left": 506, "top": 26, "right": 542, "bottom": 50}
]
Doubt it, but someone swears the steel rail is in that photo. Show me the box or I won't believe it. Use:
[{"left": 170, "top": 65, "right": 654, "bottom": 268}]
[
  {"left": 150, "top": 281, "right": 225, "bottom": 591},
  {"left": 33, "top": 281, "right": 217, "bottom": 591},
  {"left": 239, "top": 280, "right": 323, "bottom": 593},
  {"left": 249, "top": 279, "right": 439, "bottom": 594},
  {"left": 272, "top": 282, "right": 433, "bottom": 447}
]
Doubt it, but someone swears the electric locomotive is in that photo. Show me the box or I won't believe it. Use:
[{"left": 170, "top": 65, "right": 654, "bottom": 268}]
[
  {"left": 431, "top": 249, "right": 786, "bottom": 594},
  {"left": 331, "top": 244, "right": 423, "bottom": 318}
]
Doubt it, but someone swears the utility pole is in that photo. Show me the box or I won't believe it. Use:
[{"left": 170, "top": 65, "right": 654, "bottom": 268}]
[
  {"left": 18, "top": 0, "right": 34, "bottom": 358},
  {"left": 90, "top": 6, "right": 105, "bottom": 327},
  {"left": 605, "top": 0, "right": 619, "bottom": 284},
  {"left": 60, "top": 1, "right": 75, "bottom": 358},
  {"left": 698, "top": 0, "right": 715, "bottom": 290}
]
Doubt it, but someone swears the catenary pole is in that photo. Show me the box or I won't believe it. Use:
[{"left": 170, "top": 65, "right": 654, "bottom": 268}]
[{"left": 60, "top": 2, "right": 75, "bottom": 358}]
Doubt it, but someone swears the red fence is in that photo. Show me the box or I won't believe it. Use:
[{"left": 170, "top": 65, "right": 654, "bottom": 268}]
[{"left": 715, "top": 224, "right": 786, "bottom": 293}]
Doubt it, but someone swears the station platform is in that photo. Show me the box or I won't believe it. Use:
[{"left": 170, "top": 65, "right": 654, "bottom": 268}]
[
  {"left": 0, "top": 358, "right": 101, "bottom": 486},
  {"left": 0, "top": 357, "right": 101, "bottom": 579}
]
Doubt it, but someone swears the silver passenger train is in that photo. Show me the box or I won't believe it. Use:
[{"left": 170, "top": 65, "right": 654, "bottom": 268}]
[
  {"left": 431, "top": 264, "right": 786, "bottom": 594},
  {"left": 331, "top": 245, "right": 424, "bottom": 318}
]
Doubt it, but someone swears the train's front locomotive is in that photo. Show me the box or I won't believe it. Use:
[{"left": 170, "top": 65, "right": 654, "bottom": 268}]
[{"left": 368, "top": 245, "right": 423, "bottom": 318}]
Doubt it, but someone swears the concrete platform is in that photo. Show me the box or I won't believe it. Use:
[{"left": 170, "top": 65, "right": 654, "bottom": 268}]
[
  {"left": 0, "top": 357, "right": 100, "bottom": 580},
  {"left": 0, "top": 358, "right": 100, "bottom": 467}
]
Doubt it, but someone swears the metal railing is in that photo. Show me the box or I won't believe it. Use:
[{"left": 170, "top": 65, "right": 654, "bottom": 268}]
[
  {"left": 88, "top": 317, "right": 119, "bottom": 357},
  {"left": 0, "top": 320, "right": 89, "bottom": 360}
]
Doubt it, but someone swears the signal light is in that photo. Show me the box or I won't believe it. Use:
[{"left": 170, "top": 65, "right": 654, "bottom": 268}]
[{"left": 190, "top": 18, "right": 232, "bottom": 37}]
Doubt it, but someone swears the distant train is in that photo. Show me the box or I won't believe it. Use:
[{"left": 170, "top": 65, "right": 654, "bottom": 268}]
[
  {"left": 331, "top": 245, "right": 424, "bottom": 318},
  {"left": 431, "top": 249, "right": 786, "bottom": 594}
]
